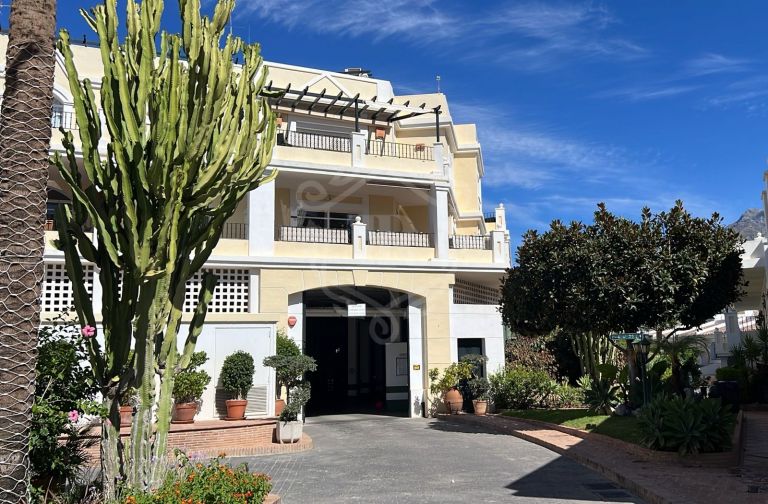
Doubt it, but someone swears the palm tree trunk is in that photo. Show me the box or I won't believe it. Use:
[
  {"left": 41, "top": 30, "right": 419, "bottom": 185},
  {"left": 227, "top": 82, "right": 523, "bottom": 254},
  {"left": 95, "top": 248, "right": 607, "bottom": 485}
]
[{"left": 0, "top": 1, "right": 57, "bottom": 502}]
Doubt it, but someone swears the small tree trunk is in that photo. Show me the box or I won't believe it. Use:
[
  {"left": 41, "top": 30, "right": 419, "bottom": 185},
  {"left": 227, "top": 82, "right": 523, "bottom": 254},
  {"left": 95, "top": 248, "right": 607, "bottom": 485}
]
[{"left": 101, "top": 395, "right": 124, "bottom": 500}]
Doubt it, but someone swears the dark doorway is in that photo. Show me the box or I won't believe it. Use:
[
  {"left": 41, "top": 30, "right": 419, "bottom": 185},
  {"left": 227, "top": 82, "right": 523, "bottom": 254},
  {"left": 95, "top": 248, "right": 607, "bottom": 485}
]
[{"left": 303, "top": 287, "right": 409, "bottom": 417}]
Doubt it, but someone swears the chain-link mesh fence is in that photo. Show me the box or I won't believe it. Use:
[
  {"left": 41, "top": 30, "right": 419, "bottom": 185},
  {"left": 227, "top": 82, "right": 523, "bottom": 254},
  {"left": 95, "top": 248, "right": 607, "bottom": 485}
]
[{"left": 0, "top": 1, "right": 57, "bottom": 502}]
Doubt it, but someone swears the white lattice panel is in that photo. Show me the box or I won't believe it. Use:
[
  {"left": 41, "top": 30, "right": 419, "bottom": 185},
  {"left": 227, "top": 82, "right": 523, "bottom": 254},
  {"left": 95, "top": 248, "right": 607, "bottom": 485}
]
[
  {"left": 184, "top": 268, "right": 250, "bottom": 313},
  {"left": 43, "top": 263, "right": 94, "bottom": 312},
  {"left": 453, "top": 279, "right": 499, "bottom": 306}
]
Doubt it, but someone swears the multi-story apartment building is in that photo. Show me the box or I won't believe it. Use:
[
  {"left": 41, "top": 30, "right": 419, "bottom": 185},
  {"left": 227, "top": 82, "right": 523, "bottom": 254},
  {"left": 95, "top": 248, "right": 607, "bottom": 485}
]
[{"left": 11, "top": 35, "right": 511, "bottom": 419}]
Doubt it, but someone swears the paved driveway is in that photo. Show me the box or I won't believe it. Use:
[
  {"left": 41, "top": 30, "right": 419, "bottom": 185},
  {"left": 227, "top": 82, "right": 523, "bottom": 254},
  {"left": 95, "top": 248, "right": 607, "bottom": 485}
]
[{"left": 233, "top": 415, "right": 644, "bottom": 504}]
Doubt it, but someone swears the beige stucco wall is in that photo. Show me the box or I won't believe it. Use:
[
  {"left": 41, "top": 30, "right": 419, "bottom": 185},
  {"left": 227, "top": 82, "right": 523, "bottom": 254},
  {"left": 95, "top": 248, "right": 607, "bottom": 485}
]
[
  {"left": 453, "top": 154, "right": 481, "bottom": 214},
  {"left": 259, "top": 268, "right": 455, "bottom": 372},
  {"left": 455, "top": 220, "right": 481, "bottom": 236}
]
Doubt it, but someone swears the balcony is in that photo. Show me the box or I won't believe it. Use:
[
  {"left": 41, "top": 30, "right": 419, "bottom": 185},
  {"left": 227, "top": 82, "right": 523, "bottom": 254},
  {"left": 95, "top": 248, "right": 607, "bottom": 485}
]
[
  {"left": 278, "top": 130, "right": 351, "bottom": 153},
  {"left": 367, "top": 230, "right": 432, "bottom": 248},
  {"left": 366, "top": 139, "right": 433, "bottom": 161},
  {"left": 449, "top": 235, "right": 491, "bottom": 250}
]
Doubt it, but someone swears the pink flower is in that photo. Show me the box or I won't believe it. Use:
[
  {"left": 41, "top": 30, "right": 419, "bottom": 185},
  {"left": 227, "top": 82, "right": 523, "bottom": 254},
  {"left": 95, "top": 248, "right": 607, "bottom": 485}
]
[
  {"left": 68, "top": 410, "right": 79, "bottom": 423},
  {"left": 81, "top": 325, "right": 96, "bottom": 338}
]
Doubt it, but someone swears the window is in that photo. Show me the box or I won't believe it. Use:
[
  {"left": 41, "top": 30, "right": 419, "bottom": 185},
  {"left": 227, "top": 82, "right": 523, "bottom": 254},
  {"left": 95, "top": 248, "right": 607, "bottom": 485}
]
[
  {"left": 458, "top": 338, "right": 485, "bottom": 377},
  {"left": 297, "top": 210, "right": 354, "bottom": 229}
]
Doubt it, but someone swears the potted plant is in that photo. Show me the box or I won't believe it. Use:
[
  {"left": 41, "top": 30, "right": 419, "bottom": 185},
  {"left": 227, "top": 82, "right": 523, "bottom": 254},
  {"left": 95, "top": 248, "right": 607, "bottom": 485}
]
[
  {"left": 171, "top": 351, "right": 211, "bottom": 424},
  {"left": 469, "top": 377, "right": 490, "bottom": 416},
  {"left": 119, "top": 387, "right": 136, "bottom": 428},
  {"left": 429, "top": 361, "right": 474, "bottom": 414},
  {"left": 277, "top": 384, "right": 310, "bottom": 444},
  {"left": 263, "top": 336, "right": 316, "bottom": 418},
  {"left": 220, "top": 351, "right": 254, "bottom": 420}
]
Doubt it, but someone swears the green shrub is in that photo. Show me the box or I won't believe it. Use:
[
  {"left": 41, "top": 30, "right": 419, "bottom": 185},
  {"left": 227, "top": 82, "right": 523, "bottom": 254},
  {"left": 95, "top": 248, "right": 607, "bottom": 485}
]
[
  {"left": 220, "top": 351, "right": 255, "bottom": 400},
  {"left": 31, "top": 319, "right": 102, "bottom": 502},
  {"left": 467, "top": 377, "right": 490, "bottom": 401},
  {"left": 263, "top": 353, "right": 316, "bottom": 401},
  {"left": 276, "top": 329, "right": 300, "bottom": 357},
  {"left": 584, "top": 377, "right": 620, "bottom": 415},
  {"left": 715, "top": 366, "right": 744, "bottom": 382},
  {"left": 172, "top": 351, "right": 212, "bottom": 404},
  {"left": 548, "top": 380, "right": 585, "bottom": 408},
  {"left": 429, "top": 361, "right": 474, "bottom": 396},
  {"left": 638, "top": 396, "right": 735, "bottom": 455},
  {"left": 279, "top": 384, "right": 311, "bottom": 422},
  {"left": 488, "top": 367, "right": 554, "bottom": 410},
  {"left": 123, "top": 454, "right": 272, "bottom": 503}
]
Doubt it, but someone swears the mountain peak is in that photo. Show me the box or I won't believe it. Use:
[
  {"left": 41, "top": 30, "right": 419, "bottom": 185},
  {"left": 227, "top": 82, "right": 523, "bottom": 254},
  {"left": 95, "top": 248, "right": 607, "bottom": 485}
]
[{"left": 728, "top": 208, "right": 764, "bottom": 240}]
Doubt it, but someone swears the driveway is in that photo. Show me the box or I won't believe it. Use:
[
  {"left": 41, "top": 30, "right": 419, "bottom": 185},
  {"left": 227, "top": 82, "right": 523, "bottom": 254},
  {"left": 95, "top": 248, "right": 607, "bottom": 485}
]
[{"left": 234, "top": 414, "right": 644, "bottom": 504}]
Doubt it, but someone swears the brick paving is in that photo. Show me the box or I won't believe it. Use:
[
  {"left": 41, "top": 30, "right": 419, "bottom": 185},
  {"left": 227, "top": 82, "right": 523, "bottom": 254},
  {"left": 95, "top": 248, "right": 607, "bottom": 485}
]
[
  {"left": 233, "top": 414, "right": 646, "bottom": 503},
  {"left": 444, "top": 413, "right": 767, "bottom": 504}
]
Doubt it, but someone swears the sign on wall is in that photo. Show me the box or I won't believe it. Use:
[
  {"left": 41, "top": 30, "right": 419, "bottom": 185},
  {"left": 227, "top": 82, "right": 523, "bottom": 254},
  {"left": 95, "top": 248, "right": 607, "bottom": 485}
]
[{"left": 347, "top": 303, "right": 366, "bottom": 317}]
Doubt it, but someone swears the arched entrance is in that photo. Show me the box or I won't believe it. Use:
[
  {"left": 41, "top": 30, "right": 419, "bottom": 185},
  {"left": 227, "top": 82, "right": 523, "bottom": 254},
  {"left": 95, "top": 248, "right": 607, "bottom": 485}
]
[{"left": 302, "top": 286, "right": 411, "bottom": 417}]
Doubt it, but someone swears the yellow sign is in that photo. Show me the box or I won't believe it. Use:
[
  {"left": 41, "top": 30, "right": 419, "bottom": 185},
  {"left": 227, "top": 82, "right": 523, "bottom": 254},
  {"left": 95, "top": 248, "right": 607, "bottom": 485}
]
[{"left": 412, "top": 364, "right": 421, "bottom": 371}]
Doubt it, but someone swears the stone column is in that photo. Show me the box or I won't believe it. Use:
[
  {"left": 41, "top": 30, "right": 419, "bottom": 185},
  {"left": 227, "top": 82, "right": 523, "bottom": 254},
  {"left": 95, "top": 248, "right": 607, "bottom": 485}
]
[
  {"left": 248, "top": 180, "right": 275, "bottom": 256},
  {"left": 429, "top": 185, "right": 450, "bottom": 259},
  {"left": 491, "top": 230, "right": 507, "bottom": 264},
  {"left": 352, "top": 216, "right": 367, "bottom": 259}
]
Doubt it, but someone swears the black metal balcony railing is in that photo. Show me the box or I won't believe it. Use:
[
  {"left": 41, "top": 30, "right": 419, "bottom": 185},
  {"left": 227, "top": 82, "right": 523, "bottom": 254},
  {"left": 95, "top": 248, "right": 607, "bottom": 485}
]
[
  {"left": 483, "top": 212, "right": 496, "bottom": 223},
  {"left": 221, "top": 222, "right": 248, "bottom": 240},
  {"left": 278, "top": 130, "right": 351, "bottom": 153},
  {"left": 276, "top": 225, "right": 352, "bottom": 244},
  {"left": 52, "top": 109, "right": 77, "bottom": 131},
  {"left": 367, "top": 230, "right": 433, "bottom": 248},
  {"left": 449, "top": 235, "right": 491, "bottom": 250},
  {"left": 367, "top": 139, "right": 434, "bottom": 161}
]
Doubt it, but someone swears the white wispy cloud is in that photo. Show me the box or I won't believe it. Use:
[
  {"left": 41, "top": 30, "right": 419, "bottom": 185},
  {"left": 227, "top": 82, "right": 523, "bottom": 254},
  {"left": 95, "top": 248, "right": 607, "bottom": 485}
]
[
  {"left": 682, "top": 53, "right": 751, "bottom": 77},
  {"left": 705, "top": 75, "right": 768, "bottom": 111},
  {"left": 236, "top": 1, "right": 646, "bottom": 71},
  {"left": 594, "top": 84, "right": 700, "bottom": 102}
]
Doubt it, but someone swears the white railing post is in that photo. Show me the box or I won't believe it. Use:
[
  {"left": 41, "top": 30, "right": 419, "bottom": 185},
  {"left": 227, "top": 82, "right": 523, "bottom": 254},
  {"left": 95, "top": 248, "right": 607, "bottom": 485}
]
[
  {"left": 352, "top": 216, "right": 367, "bottom": 259},
  {"left": 491, "top": 230, "right": 507, "bottom": 264},
  {"left": 351, "top": 131, "right": 367, "bottom": 169},
  {"left": 495, "top": 203, "right": 507, "bottom": 231}
]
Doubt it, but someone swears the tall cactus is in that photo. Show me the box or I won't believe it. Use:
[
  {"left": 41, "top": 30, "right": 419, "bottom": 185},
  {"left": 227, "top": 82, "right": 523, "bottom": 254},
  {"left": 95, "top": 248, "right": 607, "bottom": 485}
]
[{"left": 52, "top": 0, "right": 277, "bottom": 495}]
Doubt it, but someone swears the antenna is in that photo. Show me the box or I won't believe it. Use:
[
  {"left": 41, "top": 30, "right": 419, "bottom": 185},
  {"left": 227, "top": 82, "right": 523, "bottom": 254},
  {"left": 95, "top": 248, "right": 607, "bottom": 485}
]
[{"left": 436, "top": 75, "right": 441, "bottom": 93}]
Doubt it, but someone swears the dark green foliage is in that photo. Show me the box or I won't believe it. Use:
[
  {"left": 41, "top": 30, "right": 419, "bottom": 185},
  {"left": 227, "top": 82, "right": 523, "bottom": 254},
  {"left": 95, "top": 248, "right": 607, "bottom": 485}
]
[
  {"left": 279, "top": 385, "right": 311, "bottom": 422},
  {"left": 172, "top": 351, "right": 211, "bottom": 404},
  {"left": 263, "top": 353, "right": 317, "bottom": 402},
  {"left": 715, "top": 366, "right": 745, "bottom": 382},
  {"left": 276, "top": 330, "right": 300, "bottom": 358},
  {"left": 31, "top": 320, "right": 102, "bottom": 501},
  {"left": 638, "top": 396, "right": 736, "bottom": 455},
  {"left": 501, "top": 202, "right": 745, "bottom": 380},
  {"left": 220, "top": 351, "right": 255, "bottom": 400},
  {"left": 504, "top": 335, "right": 557, "bottom": 377},
  {"left": 489, "top": 367, "right": 555, "bottom": 410},
  {"left": 584, "top": 376, "right": 620, "bottom": 415},
  {"left": 466, "top": 377, "right": 490, "bottom": 401}
]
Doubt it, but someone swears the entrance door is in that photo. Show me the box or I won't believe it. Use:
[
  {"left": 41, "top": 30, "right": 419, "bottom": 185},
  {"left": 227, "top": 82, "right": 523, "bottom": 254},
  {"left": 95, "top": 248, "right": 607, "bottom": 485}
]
[{"left": 304, "top": 316, "right": 348, "bottom": 415}]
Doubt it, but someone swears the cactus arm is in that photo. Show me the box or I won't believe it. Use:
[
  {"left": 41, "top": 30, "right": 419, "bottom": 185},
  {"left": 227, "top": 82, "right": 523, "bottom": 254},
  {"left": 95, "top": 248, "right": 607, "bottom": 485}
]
[{"left": 179, "top": 272, "right": 217, "bottom": 369}]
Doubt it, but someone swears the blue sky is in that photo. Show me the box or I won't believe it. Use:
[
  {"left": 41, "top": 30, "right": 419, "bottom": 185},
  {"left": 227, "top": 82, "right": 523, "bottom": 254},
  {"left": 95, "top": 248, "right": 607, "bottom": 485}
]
[{"left": 21, "top": 1, "right": 766, "bottom": 247}]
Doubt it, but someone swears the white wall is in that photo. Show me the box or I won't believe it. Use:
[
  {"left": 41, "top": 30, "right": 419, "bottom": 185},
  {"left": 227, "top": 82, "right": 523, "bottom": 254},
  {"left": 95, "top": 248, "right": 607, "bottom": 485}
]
[
  {"left": 449, "top": 303, "right": 505, "bottom": 375},
  {"left": 178, "top": 322, "right": 276, "bottom": 420}
]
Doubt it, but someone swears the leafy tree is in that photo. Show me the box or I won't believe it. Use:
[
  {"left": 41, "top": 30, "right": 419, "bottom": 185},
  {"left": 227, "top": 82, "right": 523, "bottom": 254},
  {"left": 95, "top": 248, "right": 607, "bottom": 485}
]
[
  {"left": 52, "top": 0, "right": 278, "bottom": 495},
  {"left": 501, "top": 202, "right": 745, "bottom": 385},
  {"left": 653, "top": 335, "right": 708, "bottom": 396}
]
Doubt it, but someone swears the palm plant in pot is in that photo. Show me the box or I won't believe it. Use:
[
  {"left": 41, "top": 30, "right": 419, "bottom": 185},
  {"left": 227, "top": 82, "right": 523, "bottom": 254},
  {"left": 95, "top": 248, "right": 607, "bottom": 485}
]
[
  {"left": 277, "top": 384, "right": 310, "bottom": 444},
  {"left": 220, "top": 351, "right": 255, "bottom": 420},
  {"left": 171, "top": 351, "right": 211, "bottom": 424}
]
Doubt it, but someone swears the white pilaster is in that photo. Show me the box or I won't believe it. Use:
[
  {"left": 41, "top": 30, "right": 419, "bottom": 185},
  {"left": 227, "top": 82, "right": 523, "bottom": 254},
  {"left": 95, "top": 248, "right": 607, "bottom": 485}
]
[
  {"left": 248, "top": 271, "right": 260, "bottom": 314},
  {"left": 724, "top": 307, "right": 741, "bottom": 350},
  {"left": 433, "top": 142, "right": 452, "bottom": 182},
  {"left": 352, "top": 216, "right": 367, "bottom": 259},
  {"left": 287, "top": 293, "right": 304, "bottom": 351},
  {"left": 429, "top": 186, "right": 450, "bottom": 260},
  {"left": 351, "top": 131, "right": 367, "bottom": 169},
  {"left": 491, "top": 230, "right": 507, "bottom": 264},
  {"left": 248, "top": 181, "right": 275, "bottom": 256},
  {"left": 408, "top": 295, "right": 425, "bottom": 418},
  {"left": 495, "top": 203, "right": 507, "bottom": 231}
]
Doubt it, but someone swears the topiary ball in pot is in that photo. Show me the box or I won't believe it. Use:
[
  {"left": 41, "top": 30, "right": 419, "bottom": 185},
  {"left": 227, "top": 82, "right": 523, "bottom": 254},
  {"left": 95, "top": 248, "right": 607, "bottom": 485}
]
[{"left": 220, "top": 351, "right": 255, "bottom": 420}]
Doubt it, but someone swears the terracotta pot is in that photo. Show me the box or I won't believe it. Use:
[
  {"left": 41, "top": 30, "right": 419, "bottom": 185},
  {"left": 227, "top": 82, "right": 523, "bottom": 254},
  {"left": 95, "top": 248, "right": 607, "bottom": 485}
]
[
  {"left": 275, "top": 399, "right": 286, "bottom": 416},
  {"left": 225, "top": 399, "right": 247, "bottom": 420},
  {"left": 172, "top": 402, "right": 198, "bottom": 424},
  {"left": 473, "top": 399, "right": 488, "bottom": 416},
  {"left": 375, "top": 127, "right": 386, "bottom": 139},
  {"left": 119, "top": 405, "right": 133, "bottom": 429},
  {"left": 443, "top": 387, "right": 463, "bottom": 414}
]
